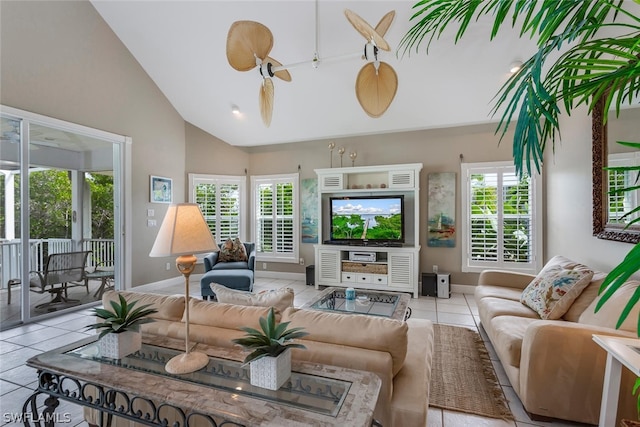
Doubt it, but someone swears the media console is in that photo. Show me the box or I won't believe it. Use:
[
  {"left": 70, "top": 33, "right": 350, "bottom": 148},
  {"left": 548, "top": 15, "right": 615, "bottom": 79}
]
[{"left": 314, "top": 163, "right": 423, "bottom": 297}]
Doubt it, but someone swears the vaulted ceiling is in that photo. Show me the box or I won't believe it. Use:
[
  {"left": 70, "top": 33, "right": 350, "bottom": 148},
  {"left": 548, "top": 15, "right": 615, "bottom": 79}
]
[{"left": 91, "top": 1, "right": 540, "bottom": 147}]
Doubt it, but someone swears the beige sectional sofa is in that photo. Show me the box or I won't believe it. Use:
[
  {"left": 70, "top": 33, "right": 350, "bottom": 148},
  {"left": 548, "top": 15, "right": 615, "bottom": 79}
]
[
  {"left": 85, "top": 290, "right": 434, "bottom": 427},
  {"left": 475, "top": 255, "right": 640, "bottom": 425}
]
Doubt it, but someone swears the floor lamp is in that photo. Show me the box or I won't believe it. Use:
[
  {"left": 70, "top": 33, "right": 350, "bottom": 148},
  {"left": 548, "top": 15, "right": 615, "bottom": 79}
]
[{"left": 149, "top": 203, "right": 217, "bottom": 374}]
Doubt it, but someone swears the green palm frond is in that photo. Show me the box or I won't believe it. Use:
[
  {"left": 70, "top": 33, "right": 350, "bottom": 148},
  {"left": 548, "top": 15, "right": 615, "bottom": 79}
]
[
  {"left": 232, "top": 307, "right": 309, "bottom": 364},
  {"left": 399, "top": 0, "right": 640, "bottom": 177}
]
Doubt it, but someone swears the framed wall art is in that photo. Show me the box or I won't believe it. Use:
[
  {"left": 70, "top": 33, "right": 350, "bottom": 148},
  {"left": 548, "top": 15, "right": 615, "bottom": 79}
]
[
  {"left": 301, "top": 178, "right": 319, "bottom": 243},
  {"left": 427, "top": 172, "right": 456, "bottom": 247},
  {"left": 150, "top": 175, "right": 173, "bottom": 203}
]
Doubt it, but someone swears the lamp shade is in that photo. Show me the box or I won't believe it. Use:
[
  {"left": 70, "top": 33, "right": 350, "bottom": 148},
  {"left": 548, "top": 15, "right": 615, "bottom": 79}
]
[{"left": 149, "top": 203, "right": 216, "bottom": 257}]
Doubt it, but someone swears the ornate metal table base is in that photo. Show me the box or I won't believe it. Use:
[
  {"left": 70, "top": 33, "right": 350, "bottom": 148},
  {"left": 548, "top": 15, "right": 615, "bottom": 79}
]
[{"left": 22, "top": 370, "right": 244, "bottom": 427}]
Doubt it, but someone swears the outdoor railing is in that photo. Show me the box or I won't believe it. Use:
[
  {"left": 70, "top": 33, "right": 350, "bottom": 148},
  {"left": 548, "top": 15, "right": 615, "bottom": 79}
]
[{"left": 0, "top": 238, "right": 115, "bottom": 289}]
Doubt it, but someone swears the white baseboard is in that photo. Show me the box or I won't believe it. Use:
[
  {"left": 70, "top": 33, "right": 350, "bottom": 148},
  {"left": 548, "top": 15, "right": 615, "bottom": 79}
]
[{"left": 451, "top": 284, "right": 475, "bottom": 295}]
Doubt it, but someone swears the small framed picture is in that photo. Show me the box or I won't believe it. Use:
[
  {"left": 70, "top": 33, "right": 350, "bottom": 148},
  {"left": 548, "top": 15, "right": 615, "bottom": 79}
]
[{"left": 150, "top": 175, "right": 173, "bottom": 203}]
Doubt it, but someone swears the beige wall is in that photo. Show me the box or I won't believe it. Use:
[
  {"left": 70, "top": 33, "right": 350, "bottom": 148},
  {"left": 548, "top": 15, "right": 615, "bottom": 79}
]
[
  {"left": 0, "top": 1, "right": 187, "bottom": 286},
  {"left": 243, "top": 123, "right": 517, "bottom": 284},
  {"left": 2, "top": 1, "right": 637, "bottom": 290},
  {"left": 545, "top": 107, "right": 639, "bottom": 275}
]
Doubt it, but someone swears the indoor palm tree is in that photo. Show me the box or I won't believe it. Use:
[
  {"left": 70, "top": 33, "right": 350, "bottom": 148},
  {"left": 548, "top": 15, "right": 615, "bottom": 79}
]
[{"left": 399, "top": 0, "right": 640, "bottom": 330}]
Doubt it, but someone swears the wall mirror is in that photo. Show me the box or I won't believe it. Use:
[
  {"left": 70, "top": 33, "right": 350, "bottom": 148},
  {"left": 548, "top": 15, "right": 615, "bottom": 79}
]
[{"left": 593, "top": 99, "right": 640, "bottom": 243}]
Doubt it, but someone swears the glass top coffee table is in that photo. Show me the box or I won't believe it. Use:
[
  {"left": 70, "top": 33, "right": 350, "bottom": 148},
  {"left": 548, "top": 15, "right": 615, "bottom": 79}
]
[
  {"left": 23, "top": 335, "right": 381, "bottom": 426},
  {"left": 303, "top": 287, "right": 411, "bottom": 321}
]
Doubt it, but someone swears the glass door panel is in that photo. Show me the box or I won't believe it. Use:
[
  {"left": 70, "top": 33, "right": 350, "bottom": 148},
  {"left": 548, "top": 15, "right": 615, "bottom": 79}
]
[
  {"left": 0, "top": 116, "right": 22, "bottom": 329},
  {"left": 1, "top": 109, "right": 124, "bottom": 330}
]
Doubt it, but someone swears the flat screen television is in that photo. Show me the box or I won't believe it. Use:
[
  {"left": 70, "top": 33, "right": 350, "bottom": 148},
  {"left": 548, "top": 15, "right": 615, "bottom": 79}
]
[{"left": 329, "top": 195, "right": 404, "bottom": 244}]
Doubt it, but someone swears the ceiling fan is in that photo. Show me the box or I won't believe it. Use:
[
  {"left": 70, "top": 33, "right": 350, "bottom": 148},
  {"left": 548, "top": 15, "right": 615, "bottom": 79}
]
[
  {"left": 345, "top": 9, "right": 398, "bottom": 118},
  {"left": 226, "top": 20, "right": 292, "bottom": 127},
  {"left": 225, "top": 9, "right": 397, "bottom": 126}
]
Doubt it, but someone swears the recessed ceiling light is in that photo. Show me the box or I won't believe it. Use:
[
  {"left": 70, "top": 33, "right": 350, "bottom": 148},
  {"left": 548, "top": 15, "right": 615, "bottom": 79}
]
[
  {"left": 231, "top": 105, "right": 240, "bottom": 115},
  {"left": 509, "top": 61, "right": 523, "bottom": 74}
]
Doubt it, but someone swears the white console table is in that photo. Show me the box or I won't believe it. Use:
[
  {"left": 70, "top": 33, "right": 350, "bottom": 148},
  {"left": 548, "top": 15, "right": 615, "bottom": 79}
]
[{"left": 592, "top": 334, "right": 640, "bottom": 427}]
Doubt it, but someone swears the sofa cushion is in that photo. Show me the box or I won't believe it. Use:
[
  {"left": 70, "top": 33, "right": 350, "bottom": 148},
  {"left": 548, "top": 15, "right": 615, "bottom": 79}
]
[
  {"left": 218, "top": 237, "right": 248, "bottom": 262},
  {"left": 489, "top": 316, "right": 538, "bottom": 368},
  {"left": 520, "top": 267, "right": 593, "bottom": 320},
  {"left": 281, "top": 307, "right": 408, "bottom": 376},
  {"left": 478, "top": 297, "right": 539, "bottom": 320},
  {"left": 103, "top": 290, "right": 185, "bottom": 322},
  {"left": 578, "top": 280, "right": 640, "bottom": 333},
  {"left": 186, "top": 298, "right": 274, "bottom": 329},
  {"left": 475, "top": 285, "right": 524, "bottom": 302},
  {"left": 211, "top": 284, "right": 294, "bottom": 313},
  {"left": 563, "top": 270, "right": 607, "bottom": 322}
]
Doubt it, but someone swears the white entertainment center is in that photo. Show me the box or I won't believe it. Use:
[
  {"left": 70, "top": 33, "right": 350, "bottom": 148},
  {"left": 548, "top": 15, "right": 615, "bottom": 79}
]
[{"left": 313, "top": 163, "right": 423, "bottom": 297}]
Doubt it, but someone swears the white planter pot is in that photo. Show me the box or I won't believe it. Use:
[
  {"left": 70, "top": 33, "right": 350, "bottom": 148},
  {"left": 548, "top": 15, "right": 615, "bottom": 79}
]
[
  {"left": 249, "top": 348, "right": 291, "bottom": 390},
  {"left": 99, "top": 329, "right": 142, "bottom": 359}
]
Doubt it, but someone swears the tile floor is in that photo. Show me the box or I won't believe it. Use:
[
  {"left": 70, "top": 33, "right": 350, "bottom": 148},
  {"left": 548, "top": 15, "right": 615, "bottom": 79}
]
[{"left": 0, "top": 277, "right": 593, "bottom": 426}]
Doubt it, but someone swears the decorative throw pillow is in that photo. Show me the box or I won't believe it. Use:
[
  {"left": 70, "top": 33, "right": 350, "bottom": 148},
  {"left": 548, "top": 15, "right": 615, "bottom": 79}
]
[
  {"left": 520, "top": 268, "right": 594, "bottom": 320},
  {"left": 211, "top": 284, "right": 294, "bottom": 313},
  {"left": 218, "top": 238, "right": 248, "bottom": 262}
]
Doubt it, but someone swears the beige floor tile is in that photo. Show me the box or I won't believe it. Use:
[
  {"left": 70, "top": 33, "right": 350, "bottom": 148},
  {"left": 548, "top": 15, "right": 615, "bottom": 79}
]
[
  {"left": 436, "top": 302, "right": 473, "bottom": 314},
  {"left": 442, "top": 409, "right": 517, "bottom": 426},
  {"left": 437, "top": 312, "right": 477, "bottom": 328}
]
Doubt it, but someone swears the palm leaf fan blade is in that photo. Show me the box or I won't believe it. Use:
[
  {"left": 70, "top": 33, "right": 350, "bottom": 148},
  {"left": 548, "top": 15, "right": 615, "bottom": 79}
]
[
  {"left": 259, "top": 78, "right": 274, "bottom": 127},
  {"left": 374, "top": 11, "right": 396, "bottom": 37},
  {"left": 344, "top": 9, "right": 390, "bottom": 51},
  {"left": 226, "top": 21, "right": 274, "bottom": 71},
  {"left": 355, "top": 62, "right": 398, "bottom": 118}
]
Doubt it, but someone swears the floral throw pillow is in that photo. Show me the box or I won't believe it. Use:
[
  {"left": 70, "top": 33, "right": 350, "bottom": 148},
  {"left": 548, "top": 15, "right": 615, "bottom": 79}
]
[
  {"left": 218, "top": 238, "right": 248, "bottom": 262},
  {"left": 520, "top": 268, "right": 594, "bottom": 320}
]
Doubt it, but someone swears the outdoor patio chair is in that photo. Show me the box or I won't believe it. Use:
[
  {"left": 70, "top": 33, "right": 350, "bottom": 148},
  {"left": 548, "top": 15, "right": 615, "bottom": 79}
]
[{"left": 29, "top": 250, "right": 91, "bottom": 311}]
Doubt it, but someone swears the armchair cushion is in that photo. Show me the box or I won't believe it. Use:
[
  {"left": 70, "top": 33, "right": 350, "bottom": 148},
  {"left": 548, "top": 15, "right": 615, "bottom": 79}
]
[
  {"left": 218, "top": 238, "right": 248, "bottom": 262},
  {"left": 204, "top": 241, "right": 256, "bottom": 273},
  {"left": 211, "top": 261, "right": 249, "bottom": 271}
]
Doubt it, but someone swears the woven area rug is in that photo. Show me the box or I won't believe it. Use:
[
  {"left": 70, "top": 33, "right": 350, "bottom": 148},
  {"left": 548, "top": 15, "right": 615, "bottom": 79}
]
[{"left": 429, "top": 324, "right": 514, "bottom": 420}]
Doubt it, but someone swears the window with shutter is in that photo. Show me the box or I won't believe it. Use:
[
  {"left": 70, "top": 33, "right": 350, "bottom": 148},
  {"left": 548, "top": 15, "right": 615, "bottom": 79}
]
[
  {"left": 461, "top": 162, "right": 542, "bottom": 273},
  {"left": 608, "top": 152, "right": 640, "bottom": 224},
  {"left": 251, "top": 173, "right": 299, "bottom": 263},
  {"left": 188, "top": 174, "right": 246, "bottom": 243}
]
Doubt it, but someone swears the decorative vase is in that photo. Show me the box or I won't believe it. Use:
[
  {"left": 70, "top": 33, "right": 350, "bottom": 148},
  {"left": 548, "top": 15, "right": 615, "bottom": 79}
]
[
  {"left": 99, "top": 329, "right": 142, "bottom": 359},
  {"left": 249, "top": 348, "right": 291, "bottom": 390}
]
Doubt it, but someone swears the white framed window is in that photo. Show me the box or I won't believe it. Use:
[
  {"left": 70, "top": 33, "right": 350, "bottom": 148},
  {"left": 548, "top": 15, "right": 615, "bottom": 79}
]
[
  {"left": 608, "top": 152, "right": 640, "bottom": 224},
  {"left": 461, "top": 161, "right": 542, "bottom": 273},
  {"left": 188, "top": 174, "right": 246, "bottom": 243},
  {"left": 251, "top": 173, "right": 299, "bottom": 263}
]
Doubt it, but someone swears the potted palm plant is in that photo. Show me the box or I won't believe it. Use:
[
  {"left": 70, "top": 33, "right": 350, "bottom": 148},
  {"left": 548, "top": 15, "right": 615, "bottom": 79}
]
[
  {"left": 232, "top": 307, "right": 308, "bottom": 390},
  {"left": 86, "top": 294, "right": 158, "bottom": 359}
]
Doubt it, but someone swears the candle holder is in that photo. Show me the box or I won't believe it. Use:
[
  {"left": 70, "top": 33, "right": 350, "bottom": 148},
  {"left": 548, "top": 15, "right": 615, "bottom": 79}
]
[
  {"left": 338, "top": 147, "right": 346, "bottom": 167},
  {"left": 328, "top": 142, "right": 335, "bottom": 167},
  {"left": 349, "top": 151, "right": 357, "bottom": 167}
]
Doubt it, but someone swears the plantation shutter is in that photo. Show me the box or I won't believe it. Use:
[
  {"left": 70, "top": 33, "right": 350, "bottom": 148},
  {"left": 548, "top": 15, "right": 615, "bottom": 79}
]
[
  {"left": 608, "top": 153, "right": 640, "bottom": 225},
  {"left": 252, "top": 174, "right": 299, "bottom": 263},
  {"left": 190, "top": 174, "right": 245, "bottom": 243},
  {"left": 462, "top": 162, "right": 541, "bottom": 273}
]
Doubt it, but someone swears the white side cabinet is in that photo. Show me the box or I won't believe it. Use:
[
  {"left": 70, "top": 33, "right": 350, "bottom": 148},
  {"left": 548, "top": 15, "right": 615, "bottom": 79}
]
[{"left": 314, "top": 163, "right": 422, "bottom": 297}]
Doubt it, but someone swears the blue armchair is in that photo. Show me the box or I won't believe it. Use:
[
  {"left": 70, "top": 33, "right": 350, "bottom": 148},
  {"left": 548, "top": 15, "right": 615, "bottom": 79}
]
[{"left": 200, "top": 242, "right": 256, "bottom": 300}]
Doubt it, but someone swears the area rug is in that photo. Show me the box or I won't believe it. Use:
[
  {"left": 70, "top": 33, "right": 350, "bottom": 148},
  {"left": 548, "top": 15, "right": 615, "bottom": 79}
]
[{"left": 429, "top": 324, "right": 514, "bottom": 420}]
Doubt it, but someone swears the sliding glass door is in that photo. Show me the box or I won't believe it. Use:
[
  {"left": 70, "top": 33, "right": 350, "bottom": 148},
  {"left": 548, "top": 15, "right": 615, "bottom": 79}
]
[{"left": 0, "top": 107, "right": 127, "bottom": 329}]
